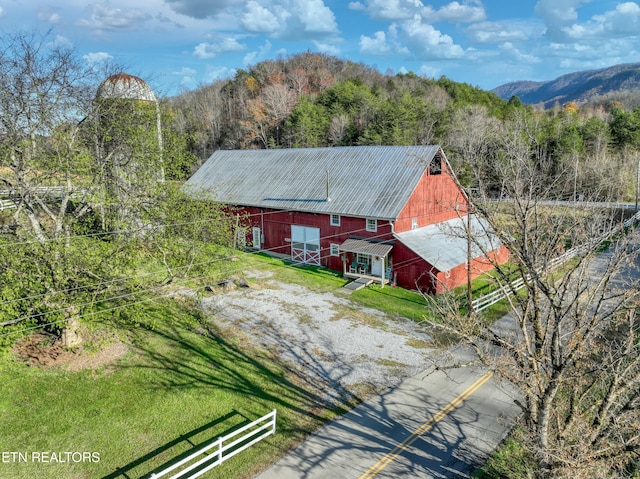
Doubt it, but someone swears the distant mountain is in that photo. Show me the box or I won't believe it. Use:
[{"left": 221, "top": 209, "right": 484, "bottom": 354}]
[{"left": 492, "top": 63, "right": 640, "bottom": 108}]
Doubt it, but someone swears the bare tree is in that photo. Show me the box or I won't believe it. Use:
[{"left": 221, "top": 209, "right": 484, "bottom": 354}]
[
  {"left": 427, "top": 112, "right": 640, "bottom": 477},
  {"left": 328, "top": 113, "right": 349, "bottom": 145},
  {"left": 0, "top": 31, "right": 96, "bottom": 242}
]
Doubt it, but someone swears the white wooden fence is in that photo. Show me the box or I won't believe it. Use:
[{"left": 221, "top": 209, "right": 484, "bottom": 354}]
[
  {"left": 0, "top": 199, "right": 15, "bottom": 211},
  {"left": 471, "top": 211, "right": 640, "bottom": 312},
  {"left": 149, "top": 409, "right": 276, "bottom": 479}
]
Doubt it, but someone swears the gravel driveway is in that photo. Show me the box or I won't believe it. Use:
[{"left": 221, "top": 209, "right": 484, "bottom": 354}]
[{"left": 200, "top": 270, "right": 439, "bottom": 403}]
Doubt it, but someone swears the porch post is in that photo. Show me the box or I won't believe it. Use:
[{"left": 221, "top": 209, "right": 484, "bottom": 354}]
[{"left": 380, "top": 256, "right": 385, "bottom": 288}]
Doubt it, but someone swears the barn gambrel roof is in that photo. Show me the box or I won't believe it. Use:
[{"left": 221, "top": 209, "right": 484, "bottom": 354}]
[{"left": 184, "top": 145, "right": 445, "bottom": 220}]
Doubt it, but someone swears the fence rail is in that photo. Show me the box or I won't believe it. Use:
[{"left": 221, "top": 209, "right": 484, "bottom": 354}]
[
  {"left": 0, "top": 199, "right": 16, "bottom": 211},
  {"left": 471, "top": 211, "right": 640, "bottom": 312},
  {"left": 149, "top": 409, "right": 276, "bottom": 479}
]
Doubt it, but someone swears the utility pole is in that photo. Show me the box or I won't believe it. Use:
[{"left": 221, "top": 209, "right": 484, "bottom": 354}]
[
  {"left": 635, "top": 157, "right": 639, "bottom": 213},
  {"left": 467, "top": 204, "right": 473, "bottom": 317}
]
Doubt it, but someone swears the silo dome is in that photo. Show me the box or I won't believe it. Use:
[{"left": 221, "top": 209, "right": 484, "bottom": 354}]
[{"left": 96, "top": 73, "right": 157, "bottom": 102}]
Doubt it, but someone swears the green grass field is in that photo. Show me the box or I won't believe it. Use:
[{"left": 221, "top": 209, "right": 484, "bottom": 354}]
[{"left": 0, "top": 299, "right": 343, "bottom": 479}]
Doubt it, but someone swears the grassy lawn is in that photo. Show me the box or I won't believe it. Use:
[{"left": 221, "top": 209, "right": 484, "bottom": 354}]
[
  {"left": 241, "top": 251, "right": 516, "bottom": 323},
  {"left": 0, "top": 299, "right": 344, "bottom": 479},
  {"left": 350, "top": 284, "right": 430, "bottom": 322},
  {"left": 0, "top": 250, "right": 518, "bottom": 479},
  {"left": 242, "top": 252, "right": 432, "bottom": 322},
  {"left": 241, "top": 252, "right": 349, "bottom": 292}
]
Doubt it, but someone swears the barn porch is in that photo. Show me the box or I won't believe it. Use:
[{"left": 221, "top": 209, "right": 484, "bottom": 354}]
[{"left": 339, "top": 238, "right": 393, "bottom": 287}]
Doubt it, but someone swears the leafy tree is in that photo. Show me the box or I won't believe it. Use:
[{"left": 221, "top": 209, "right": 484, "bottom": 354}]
[
  {"left": 285, "top": 97, "right": 329, "bottom": 147},
  {"left": 610, "top": 106, "right": 640, "bottom": 150},
  {"left": 0, "top": 32, "right": 233, "bottom": 343}
]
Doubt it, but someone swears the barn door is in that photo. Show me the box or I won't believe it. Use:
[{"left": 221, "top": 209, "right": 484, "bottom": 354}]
[{"left": 291, "top": 225, "right": 320, "bottom": 265}]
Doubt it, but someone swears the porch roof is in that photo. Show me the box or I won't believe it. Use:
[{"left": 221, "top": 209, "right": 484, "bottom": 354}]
[{"left": 340, "top": 238, "right": 393, "bottom": 257}]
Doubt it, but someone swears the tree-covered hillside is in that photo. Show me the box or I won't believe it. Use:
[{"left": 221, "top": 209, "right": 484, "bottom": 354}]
[{"left": 166, "top": 52, "right": 640, "bottom": 202}]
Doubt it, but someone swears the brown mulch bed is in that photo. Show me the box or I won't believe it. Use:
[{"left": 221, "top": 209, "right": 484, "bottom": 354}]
[{"left": 12, "top": 332, "right": 128, "bottom": 371}]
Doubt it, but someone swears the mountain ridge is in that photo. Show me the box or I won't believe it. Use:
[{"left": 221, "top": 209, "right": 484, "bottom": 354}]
[{"left": 492, "top": 63, "right": 640, "bottom": 108}]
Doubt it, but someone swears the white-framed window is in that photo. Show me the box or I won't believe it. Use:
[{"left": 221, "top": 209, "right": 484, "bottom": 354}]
[
  {"left": 411, "top": 217, "right": 418, "bottom": 230},
  {"left": 330, "top": 214, "right": 340, "bottom": 226},
  {"left": 366, "top": 218, "right": 377, "bottom": 232},
  {"left": 330, "top": 243, "right": 340, "bottom": 257}
]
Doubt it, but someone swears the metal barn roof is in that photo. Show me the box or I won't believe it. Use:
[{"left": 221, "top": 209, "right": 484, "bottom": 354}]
[
  {"left": 184, "top": 145, "right": 443, "bottom": 220},
  {"left": 395, "top": 215, "right": 501, "bottom": 272}
]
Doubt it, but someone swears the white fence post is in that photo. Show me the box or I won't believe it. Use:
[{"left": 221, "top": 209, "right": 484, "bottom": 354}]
[
  {"left": 149, "top": 409, "right": 276, "bottom": 479},
  {"left": 472, "top": 211, "right": 640, "bottom": 312}
]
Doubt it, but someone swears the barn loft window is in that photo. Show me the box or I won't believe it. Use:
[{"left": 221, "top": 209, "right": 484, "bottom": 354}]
[
  {"left": 366, "top": 218, "right": 377, "bottom": 232},
  {"left": 330, "top": 214, "right": 340, "bottom": 226},
  {"left": 429, "top": 154, "right": 442, "bottom": 175},
  {"left": 412, "top": 217, "right": 418, "bottom": 230}
]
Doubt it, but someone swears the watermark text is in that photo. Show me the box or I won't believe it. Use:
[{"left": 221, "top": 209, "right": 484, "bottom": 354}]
[{"left": 1, "top": 451, "right": 100, "bottom": 463}]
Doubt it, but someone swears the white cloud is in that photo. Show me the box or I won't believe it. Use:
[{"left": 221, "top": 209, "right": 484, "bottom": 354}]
[
  {"left": 359, "top": 31, "right": 393, "bottom": 55},
  {"left": 242, "top": 1, "right": 280, "bottom": 34},
  {"left": 165, "top": 0, "right": 244, "bottom": 19},
  {"left": 204, "top": 65, "right": 236, "bottom": 83},
  {"left": 173, "top": 66, "right": 197, "bottom": 76},
  {"left": 313, "top": 40, "right": 340, "bottom": 56},
  {"left": 418, "top": 64, "right": 439, "bottom": 79},
  {"left": 296, "top": 0, "right": 337, "bottom": 34},
  {"left": 240, "top": 0, "right": 338, "bottom": 41},
  {"left": 467, "top": 21, "right": 534, "bottom": 44},
  {"left": 351, "top": 0, "right": 484, "bottom": 23},
  {"left": 534, "top": 0, "right": 589, "bottom": 41},
  {"left": 37, "top": 7, "right": 63, "bottom": 24},
  {"left": 51, "top": 35, "right": 73, "bottom": 49},
  {"left": 242, "top": 40, "right": 273, "bottom": 66},
  {"left": 0, "top": 7, "right": 5, "bottom": 18},
  {"left": 428, "top": 1, "right": 485, "bottom": 23},
  {"left": 356, "top": 0, "right": 423, "bottom": 21},
  {"left": 589, "top": 2, "right": 640, "bottom": 37},
  {"left": 193, "top": 37, "right": 246, "bottom": 59},
  {"left": 77, "top": 2, "right": 152, "bottom": 32},
  {"left": 172, "top": 67, "right": 197, "bottom": 87},
  {"left": 499, "top": 42, "right": 541, "bottom": 64},
  {"left": 83, "top": 51, "right": 114, "bottom": 65},
  {"left": 400, "top": 14, "right": 465, "bottom": 59},
  {"left": 550, "top": 2, "right": 640, "bottom": 41}
]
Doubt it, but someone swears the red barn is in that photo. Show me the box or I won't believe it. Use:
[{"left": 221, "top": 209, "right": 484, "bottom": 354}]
[{"left": 185, "top": 145, "right": 508, "bottom": 294}]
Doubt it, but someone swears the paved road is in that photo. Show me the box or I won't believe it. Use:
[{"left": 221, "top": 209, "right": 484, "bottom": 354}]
[{"left": 255, "top": 345, "right": 520, "bottom": 479}]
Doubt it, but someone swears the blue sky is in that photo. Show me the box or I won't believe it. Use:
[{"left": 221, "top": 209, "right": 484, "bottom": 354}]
[{"left": 1, "top": 0, "right": 638, "bottom": 97}]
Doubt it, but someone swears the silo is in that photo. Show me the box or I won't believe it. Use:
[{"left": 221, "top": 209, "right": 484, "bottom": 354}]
[{"left": 94, "top": 73, "right": 164, "bottom": 232}]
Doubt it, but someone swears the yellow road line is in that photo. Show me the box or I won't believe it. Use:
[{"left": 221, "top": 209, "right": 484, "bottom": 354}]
[{"left": 358, "top": 370, "right": 494, "bottom": 479}]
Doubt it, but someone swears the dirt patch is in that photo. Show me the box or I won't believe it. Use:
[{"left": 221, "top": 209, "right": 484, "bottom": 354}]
[
  {"left": 203, "top": 279, "right": 438, "bottom": 402},
  {"left": 12, "top": 333, "right": 128, "bottom": 372}
]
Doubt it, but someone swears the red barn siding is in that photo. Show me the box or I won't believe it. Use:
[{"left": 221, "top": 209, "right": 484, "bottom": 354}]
[
  {"left": 394, "top": 167, "right": 468, "bottom": 233},
  {"left": 392, "top": 240, "right": 510, "bottom": 294},
  {"left": 234, "top": 206, "right": 509, "bottom": 294},
  {"left": 238, "top": 207, "right": 393, "bottom": 269},
  {"left": 392, "top": 241, "right": 438, "bottom": 292}
]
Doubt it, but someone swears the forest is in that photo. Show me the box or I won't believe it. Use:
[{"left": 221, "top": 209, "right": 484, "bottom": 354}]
[{"left": 166, "top": 51, "right": 640, "bottom": 203}]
